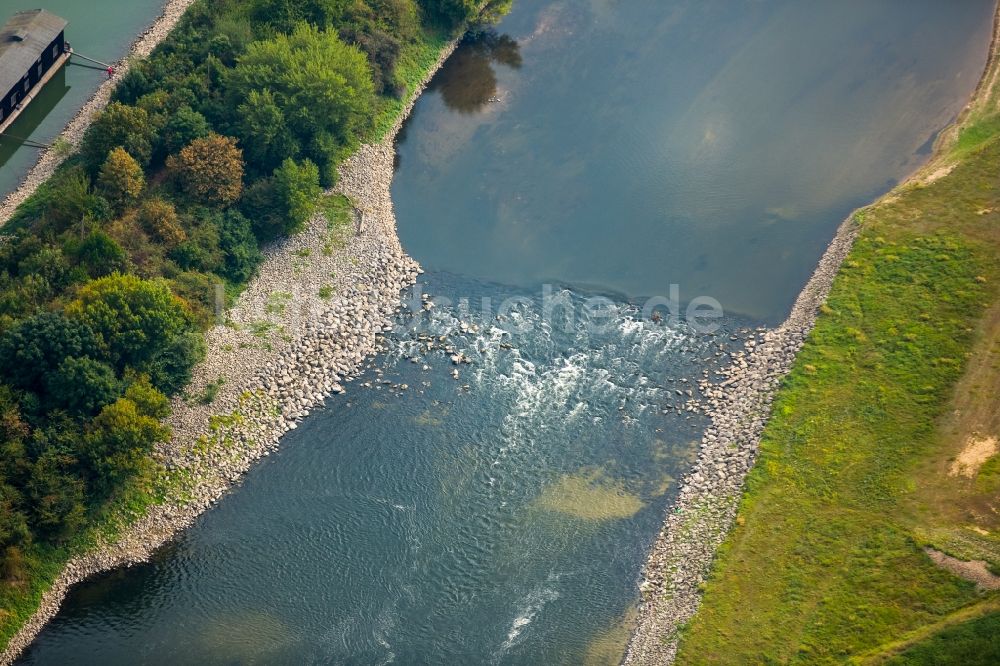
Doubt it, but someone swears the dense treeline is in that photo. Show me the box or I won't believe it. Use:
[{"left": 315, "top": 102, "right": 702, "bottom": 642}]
[{"left": 0, "top": 0, "right": 507, "bottom": 594}]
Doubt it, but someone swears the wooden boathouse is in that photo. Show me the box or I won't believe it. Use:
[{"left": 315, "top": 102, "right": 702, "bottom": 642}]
[{"left": 0, "top": 9, "right": 69, "bottom": 135}]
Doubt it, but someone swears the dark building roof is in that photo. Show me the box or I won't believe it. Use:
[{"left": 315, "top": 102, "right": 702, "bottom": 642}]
[{"left": 0, "top": 9, "right": 67, "bottom": 97}]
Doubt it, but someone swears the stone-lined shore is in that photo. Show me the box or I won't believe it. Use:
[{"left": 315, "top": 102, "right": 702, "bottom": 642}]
[
  {"left": 623, "top": 4, "right": 1000, "bottom": 663},
  {"left": 0, "top": 17, "right": 461, "bottom": 662},
  {"left": 622, "top": 215, "right": 860, "bottom": 665}
]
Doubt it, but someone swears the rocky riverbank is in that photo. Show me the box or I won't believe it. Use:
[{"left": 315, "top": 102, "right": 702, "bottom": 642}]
[
  {"left": 623, "top": 4, "right": 1000, "bottom": 663},
  {"left": 0, "top": 29, "right": 460, "bottom": 666},
  {"left": 622, "top": 214, "right": 860, "bottom": 665}
]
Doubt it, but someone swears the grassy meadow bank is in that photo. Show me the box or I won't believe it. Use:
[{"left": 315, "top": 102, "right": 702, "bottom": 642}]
[
  {"left": 0, "top": 0, "right": 510, "bottom": 653},
  {"left": 674, "top": 23, "right": 1000, "bottom": 665}
]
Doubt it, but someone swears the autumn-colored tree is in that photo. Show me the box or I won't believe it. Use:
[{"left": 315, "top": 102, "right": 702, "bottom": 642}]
[
  {"left": 80, "top": 102, "right": 155, "bottom": 172},
  {"left": 166, "top": 134, "right": 244, "bottom": 206},
  {"left": 138, "top": 198, "right": 186, "bottom": 248},
  {"left": 97, "top": 148, "right": 145, "bottom": 211}
]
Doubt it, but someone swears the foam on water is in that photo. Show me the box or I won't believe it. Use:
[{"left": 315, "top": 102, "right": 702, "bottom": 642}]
[
  {"left": 18, "top": 274, "right": 745, "bottom": 665},
  {"left": 388, "top": 279, "right": 714, "bottom": 475},
  {"left": 499, "top": 583, "right": 561, "bottom": 656}
]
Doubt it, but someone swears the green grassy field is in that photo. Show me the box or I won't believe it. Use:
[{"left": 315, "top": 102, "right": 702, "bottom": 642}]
[
  {"left": 882, "top": 609, "right": 1000, "bottom": 665},
  {"left": 675, "top": 105, "right": 1000, "bottom": 663}
]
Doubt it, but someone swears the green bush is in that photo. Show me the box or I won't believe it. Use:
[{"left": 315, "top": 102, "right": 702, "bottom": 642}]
[
  {"left": 273, "top": 158, "right": 322, "bottom": 233},
  {"left": 216, "top": 210, "right": 263, "bottom": 283},
  {"left": 82, "top": 382, "right": 170, "bottom": 497},
  {"left": 228, "top": 22, "right": 376, "bottom": 179},
  {"left": 65, "top": 274, "right": 194, "bottom": 381},
  {"left": 80, "top": 103, "right": 156, "bottom": 173},
  {"left": 161, "top": 105, "right": 211, "bottom": 156},
  {"left": 244, "top": 158, "right": 321, "bottom": 241},
  {"left": 236, "top": 89, "right": 301, "bottom": 175},
  {"left": 169, "top": 217, "right": 223, "bottom": 274},
  {"left": 40, "top": 168, "right": 104, "bottom": 233},
  {"left": 69, "top": 231, "right": 130, "bottom": 279},
  {"left": 0, "top": 313, "right": 102, "bottom": 394},
  {"left": 43, "top": 357, "right": 122, "bottom": 416},
  {"left": 24, "top": 447, "right": 87, "bottom": 541}
]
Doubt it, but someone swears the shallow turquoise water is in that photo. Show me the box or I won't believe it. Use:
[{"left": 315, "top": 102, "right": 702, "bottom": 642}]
[
  {"left": 0, "top": 0, "right": 166, "bottom": 197},
  {"left": 17, "top": 1, "right": 996, "bottom": 663}
]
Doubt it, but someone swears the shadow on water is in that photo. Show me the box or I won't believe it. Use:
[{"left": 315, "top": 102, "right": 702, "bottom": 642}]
[
  {"left": 430, "top": 29, "right": 522, "bottom": 114},
  {"left": 0, "top": 68, "right": 70, "bottom": 168}
]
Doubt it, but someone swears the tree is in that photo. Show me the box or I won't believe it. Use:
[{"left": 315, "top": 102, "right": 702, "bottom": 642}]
[
  {"left": 0, "top": 391, "right": 29, "bottom": 491},
  {"left": 138, "top": 198, "right": 186, "bottom": 248},
  {"left": 0, "top": 484, "right": 28, "bottom": 545},
  {"left": 44, "top": 356, "right": 122, "bottom": 416},
  {"left": 244, "top": 158, "right": 321, "bottom": 241},
  {"left": 0, "top": 393, "right": 30, "bottom": 554},
  {"left": 144, "top": 328, "right": 205, "bottom": 395},
  {"left": 40, "top": 167, "right": 99, "bottom": 232},
  {"left": 418, "top": 0, "right": 511, "bottom": 28},
  {"left": 418, "top": 0, "right": 475, "bottom": 26},
  {"left": 216, "top": 210, "right": 263, "bottom": 283},
  {"left": 82, "top": 383, "right": 170, "bottom": 496},
  {"left": 25, "top": 448, "right": 86, "bottom": 541},
  {"left": 0, "top": 312, "right": 102, "bottom": 393},
  {"left": 228, "top": 23, "right": 376, "bottom": 175},
  {"left": 169, "top": 218, "right": 223, "bottom": 274},
  {"left": 0, "top": 483, "right": 30, "bottom": 581},
  {"left": 274, "top": 158, "right": 321, "bottom": 234},
  {"left": 70, "top": 231, "right": 130, "bottom": 278},
  {"left": 167, "top": 134, "right": 244, "bottom": 206},
  {"left": 98, "top": 148, "right": 145, "bottom": 211},
  {"left": 16, "top": 246, "right": 73, "bottom": 295},
  {"left": 341, "top": 26, "right": 403, "bottom": 96},
  {"left": 80, "top": 102, "right": 155, "bottom": 172},
  {"left": 236, "top": 89, "right": 301, "bottom": 175},
  {"left": 249, "top": 0, "right": 347, "bottom": 32},
  {"left": 65, "top": 274, "right": 193, "bottom": 378},
  {"left": 121, "top": 374, "right": 170, "bottom": 419},
  {"left": 162, "top": 106, "right": 210, "bottom": 156},
  {"left": 112, "top": 65, "right": 152, "bottom": 106}
]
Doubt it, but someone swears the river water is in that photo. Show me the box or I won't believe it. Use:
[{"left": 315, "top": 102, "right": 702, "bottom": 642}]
[
  {"left": 0, "top": 0, "right": 166, "bottom": 198},
  {"left": 17, "top": 1, "right": 995, "bottom": 664}
]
